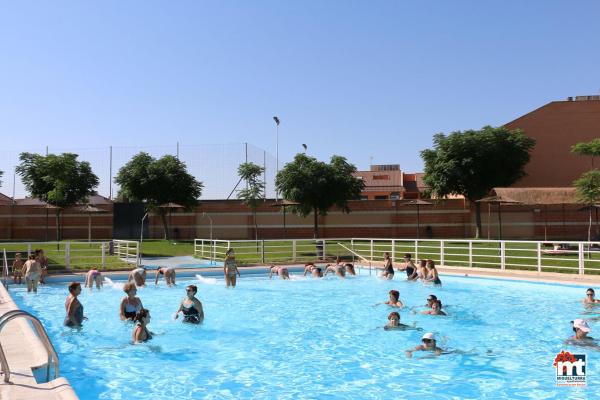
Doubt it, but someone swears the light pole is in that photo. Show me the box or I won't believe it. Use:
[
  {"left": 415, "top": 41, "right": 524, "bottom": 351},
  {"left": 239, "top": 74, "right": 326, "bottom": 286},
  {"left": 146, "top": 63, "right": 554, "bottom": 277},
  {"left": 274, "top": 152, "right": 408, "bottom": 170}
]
[{"left": 273, "top": 116, "right": 280, "bottom": 201}]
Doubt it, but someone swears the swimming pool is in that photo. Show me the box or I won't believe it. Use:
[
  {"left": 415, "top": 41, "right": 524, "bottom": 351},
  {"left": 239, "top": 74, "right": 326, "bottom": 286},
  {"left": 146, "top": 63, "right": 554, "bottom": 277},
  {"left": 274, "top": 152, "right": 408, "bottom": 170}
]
[{"left": 10, "top": 273, "right": 599, "bottom": 399}]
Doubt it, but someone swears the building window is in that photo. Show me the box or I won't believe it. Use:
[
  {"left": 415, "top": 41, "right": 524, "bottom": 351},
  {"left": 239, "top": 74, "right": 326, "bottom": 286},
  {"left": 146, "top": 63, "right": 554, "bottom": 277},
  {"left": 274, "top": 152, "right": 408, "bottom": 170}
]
[
  {"left": 374, "top": 195, "right": 388, "bottom": 200},
  {"left": 390, "top": 192, "right": 401, "bottom": 200}
]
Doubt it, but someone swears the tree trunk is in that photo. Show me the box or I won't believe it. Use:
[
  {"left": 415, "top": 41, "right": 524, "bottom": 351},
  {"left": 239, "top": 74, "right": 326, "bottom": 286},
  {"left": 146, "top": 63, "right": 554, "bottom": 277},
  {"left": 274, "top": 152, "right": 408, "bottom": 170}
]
[
  {"left": 313, "top": 207, "right": 319, "bottom": 238},
  {"left": 160, "top": 211, "right": 170, "bottom": 240},
  {"left": 55, "top": 210, "right": 61, "bottom": 242},
  {"left": 474, "top": 201, "right": 482, "bottom": 239}
]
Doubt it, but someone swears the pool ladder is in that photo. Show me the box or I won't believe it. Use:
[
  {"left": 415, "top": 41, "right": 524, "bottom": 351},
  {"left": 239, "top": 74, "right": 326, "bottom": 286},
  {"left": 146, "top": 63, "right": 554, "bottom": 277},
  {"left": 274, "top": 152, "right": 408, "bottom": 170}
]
[{"left": 0, "top": 310, "right": 59, "bottom": 383}]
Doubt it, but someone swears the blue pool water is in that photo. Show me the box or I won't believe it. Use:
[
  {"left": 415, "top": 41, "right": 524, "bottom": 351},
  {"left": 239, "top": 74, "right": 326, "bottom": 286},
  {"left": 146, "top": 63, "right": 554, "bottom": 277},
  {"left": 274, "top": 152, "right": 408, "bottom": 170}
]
[{"left": 10, "top": 273, "right": 600, "bottom": 399}]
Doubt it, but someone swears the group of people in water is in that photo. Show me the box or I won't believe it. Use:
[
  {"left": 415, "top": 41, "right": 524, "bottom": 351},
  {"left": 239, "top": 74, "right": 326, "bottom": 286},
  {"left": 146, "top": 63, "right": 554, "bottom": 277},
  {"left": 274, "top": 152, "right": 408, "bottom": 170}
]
[{"left": 11, "top": 250, "right": 49, "bottom": 292}]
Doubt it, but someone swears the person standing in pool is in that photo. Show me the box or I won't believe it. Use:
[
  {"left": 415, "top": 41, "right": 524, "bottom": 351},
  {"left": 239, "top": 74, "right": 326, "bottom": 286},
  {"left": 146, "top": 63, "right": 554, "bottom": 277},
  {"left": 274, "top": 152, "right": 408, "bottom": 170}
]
[
  {"left": 303, "top": 263, "right": 323, "bottom": 278},
  {"left": 23, "top": 254, "right": 42, "bottom": 293},
  {"left": 424, "top": 260, "right": 442, "bottom": 285},
  {"left": 132, "top": 309, "right": 152, "bottom": 343},
  {"left": 155, "top": 266, "right": 176, "bottom": 287},
  {"left": 128, "top": 267, "right": 147, "bottom": 287},
  {"left": 85, "top": 267, "right": 103, "bottom": 289},
  {"left": 35, "top": 249, "right": 49, "bottom": 284},
  {"left": 269, "top": 265, "right": 290, "bottom": 280},
  {"left": 224, "top": 249, "right": 241, "bottom": 287},
  {"left": 405, "top": 332, "right": 443, "bottom": 357},
  {"left": 175, "top": 285, "right": 204, "bottom": 324},
  {"left": 12, "top": 253, "right": 23, "bottom": 284},
  {"left": 345, "top": 263, "right": 356, "bottom": 276},
  {"left": 381, "top": 252, "right": 394, "bottom": 280},
  {"left": 120, "top": 282, "right": 144, "bottom": 321},
  {"left": 583, "top": 288, "right": 600, "bottom": 304},
  {"left": 324, "top": 263, "right": 346, "bottom": 278},
  {"left": 385, "top": 290, "right": 404, "bottom": 308},
  {"left": 64, "top": 282, "right": 86, "bottom": 327},
  {"left": 396, "top": 253, "right": 416, "bottom": 278}
]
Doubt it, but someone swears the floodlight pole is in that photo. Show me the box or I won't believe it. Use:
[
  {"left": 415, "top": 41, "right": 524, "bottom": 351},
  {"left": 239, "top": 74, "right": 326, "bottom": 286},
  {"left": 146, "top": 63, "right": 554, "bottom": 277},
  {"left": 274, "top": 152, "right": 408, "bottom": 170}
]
[
  {"left": 274, "top": 116, "right": 280, "bottom": 201},
  {"left": 139, "top": 212, "right": 149, "bottom": 265}
]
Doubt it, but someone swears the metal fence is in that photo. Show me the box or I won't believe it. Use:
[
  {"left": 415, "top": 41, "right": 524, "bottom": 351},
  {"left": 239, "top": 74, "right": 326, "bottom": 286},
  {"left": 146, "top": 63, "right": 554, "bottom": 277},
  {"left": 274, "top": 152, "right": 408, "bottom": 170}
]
[
  {"left": 0, "top": 240, "right": 139, "bottom": 271},
  {"left": 0, "top": 142, "right": 278, "bottom": 200},
  {"left": 194, "top": 237, "right": 600, "bottom": 275}
]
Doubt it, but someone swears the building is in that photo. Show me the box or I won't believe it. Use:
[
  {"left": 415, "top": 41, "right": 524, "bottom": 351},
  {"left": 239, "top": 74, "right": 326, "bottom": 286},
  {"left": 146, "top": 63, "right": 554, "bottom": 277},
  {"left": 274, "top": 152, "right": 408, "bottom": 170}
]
[
  {"left": 352, "top": 165, "right": 426, "bottom": 200},
  {"left": 505, "top": 95, "right": 600, "bottom": 187}
]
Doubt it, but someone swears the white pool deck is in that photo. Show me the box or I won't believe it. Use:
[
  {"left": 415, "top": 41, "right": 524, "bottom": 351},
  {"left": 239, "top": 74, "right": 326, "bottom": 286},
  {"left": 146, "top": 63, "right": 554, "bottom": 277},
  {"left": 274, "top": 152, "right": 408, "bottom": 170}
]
[{"left": 2, "top": 261, "right": 600, "bottom": 399}]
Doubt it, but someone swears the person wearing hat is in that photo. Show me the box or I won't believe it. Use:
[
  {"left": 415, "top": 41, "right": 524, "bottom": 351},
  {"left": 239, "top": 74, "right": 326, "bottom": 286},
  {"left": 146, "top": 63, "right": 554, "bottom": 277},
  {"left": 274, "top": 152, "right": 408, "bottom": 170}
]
[
  {"left": 571, "top": 319, "right": 594, "bottom": 341},
  {"left": 405, "top": 333, "right": 443, "bottom": 358}
]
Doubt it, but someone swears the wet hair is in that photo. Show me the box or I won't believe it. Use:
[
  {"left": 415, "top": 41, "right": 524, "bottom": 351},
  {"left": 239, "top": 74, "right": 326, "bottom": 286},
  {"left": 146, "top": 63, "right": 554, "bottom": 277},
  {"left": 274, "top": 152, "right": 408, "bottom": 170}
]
[
  {"left": 427, "top": 294, "right": 437, "bottom": 302},
  {"left": 419, "top": 259, "right": 427, "bottom": 268},
  {"left": 28, "top": 254, "right": 35, "bottom": 260},
  {"left": 186, "top": 285, "right": 198, "bottom": 294},
  {"left": 426, "top": 259, "right": 436, "bottom": 269},
  {"left": 123, "top": 282, "right": 137, "bottom": 293},
  {"left": 316, "top": 268, "right": 322, "bottom": 273},
  {"left": 404, "top": 253, "right": 412, "bottom": 259},
  {"left": 388, "top": 311, "right": 400, "bottom": 320},
  {"left": 587, "top": 288, "right": 595, "bottom": 294},
  {"left": 133, "top": 308, "right": 149, "bottom": 323},
  {"left": 389, "top": 290, "right": 400, "bottom": 300},
  {"left": 226, "top": 248, "right": 234, "bottom": 256},
  {"left": 68, "top": 282, "right": 81, "bottom": 294}
]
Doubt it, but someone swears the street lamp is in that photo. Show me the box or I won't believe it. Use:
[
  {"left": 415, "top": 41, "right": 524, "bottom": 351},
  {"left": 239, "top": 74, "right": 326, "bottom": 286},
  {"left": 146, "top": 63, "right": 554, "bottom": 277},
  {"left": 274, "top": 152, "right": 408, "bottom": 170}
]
[{"left": 273, "top": 116, "right": 280, "bottom": 201}]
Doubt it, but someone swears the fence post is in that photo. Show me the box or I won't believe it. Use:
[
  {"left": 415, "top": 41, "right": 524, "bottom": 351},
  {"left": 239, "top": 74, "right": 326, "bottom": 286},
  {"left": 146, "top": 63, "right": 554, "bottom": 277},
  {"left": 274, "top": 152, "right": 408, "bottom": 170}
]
[
  {"left": 440, "top": 240, "right": 445, "bottom": 267},
  {"left": 579, "top": 242, "right": 585, "bottom": 275},
  {"left": 27, "top": 243, "right": 32, "bottom": 256},
  {"left": 391, "top": 239, "right": 395, "bottom": 264},
  {"left": 500, "top": 241, "right": 505, "bottom": 271},
  {"left": 292, "top": 240, "right": 297, "bottom": 262},
  {"left": 101, "top": 243, "right": 106, "bottom": 270},
  {"left": 537, "top": 242, "right": 542, "bottom": 273},
  {"left": 370, "top": 239, "right": 374, "bottom": 261},
  {"left": 351, "top": 238, "right": 354, "bottom": 252},
  {"left": 261, "top": 240, "right": 265, "bottom": 263},
  {"left": 414, "top": 240, "right": 418, "bottom": 261},
  {"left": 468, "top": 241, "right": 473, "bottom": 268},
  {"left": 65, "top": 241, "right": 71, "bottom": 271},
  {"left": 322, "top": 240, "right": 327, "bottom": 260}
]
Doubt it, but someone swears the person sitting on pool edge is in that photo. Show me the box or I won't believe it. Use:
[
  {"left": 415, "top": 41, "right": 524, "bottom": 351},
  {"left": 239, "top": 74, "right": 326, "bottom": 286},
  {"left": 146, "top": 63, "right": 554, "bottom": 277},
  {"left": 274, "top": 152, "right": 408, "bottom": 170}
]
[
  {"left": 85, "top": 267, "right": 103, "bottom": 290},
  {"left": 224, "top": 249, "right": 241, "bottom": 287},
  {"left": 269, "top": 265, "right": 290, "bottom": 280},
  {"left": 380, "top": 252, "right": 394, "bottom": 280},
  {"left": 120, "top": 282, "right": 143, "bottom": 321},
  {"left": 64, "top": 282, "right": 86, "bottom": 328},
  {"left": 155, "top": 266, "right": 176, "bottom": 287},
  {"left": 128, "top": 266, "right": 147, "bottom": 287},
  {"left": 175, "top": 285, "right": 204, "bottom": 324},
  {"left": 303, "top": 263, "right": 323, "bottom": 278},
  {"left": 421, "top": 300, "right": 446, "bottom": 316},
  {"left": 583, "top": 288, "right": 600, "bottom": 304},
  {"left": 132, "top": 309, "right": 152, "bottom": 343},
  {"left": 405, "top": 332, "right": 443, "bottom": 358}
]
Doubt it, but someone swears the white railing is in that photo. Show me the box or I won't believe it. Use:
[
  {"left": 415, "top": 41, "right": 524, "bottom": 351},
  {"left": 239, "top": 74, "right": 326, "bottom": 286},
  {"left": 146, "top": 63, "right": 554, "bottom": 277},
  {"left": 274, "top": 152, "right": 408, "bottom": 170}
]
[
  {"left": 193, "top": 237, "right": 600, "bottom": 276},
  {"left": 0, "top": 241, "right": 139, "bottom": 271}
]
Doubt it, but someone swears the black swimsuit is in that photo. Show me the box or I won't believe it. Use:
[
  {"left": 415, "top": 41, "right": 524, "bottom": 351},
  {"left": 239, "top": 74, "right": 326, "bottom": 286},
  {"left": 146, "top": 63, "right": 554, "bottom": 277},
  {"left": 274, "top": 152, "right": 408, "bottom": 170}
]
[
  {"left": 385, "top": 264, "right": 394, "bottom": 275},
  {"left": 182, "top": 304, "right": 201, "bottom": 324}
]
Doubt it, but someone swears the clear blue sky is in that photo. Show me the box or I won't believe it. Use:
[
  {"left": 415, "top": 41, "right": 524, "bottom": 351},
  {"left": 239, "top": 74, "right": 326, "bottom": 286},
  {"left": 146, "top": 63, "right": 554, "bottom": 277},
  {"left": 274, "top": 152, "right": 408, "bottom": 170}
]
[{"left": 1, "top": 1, "right": 600, "bottom": 197}]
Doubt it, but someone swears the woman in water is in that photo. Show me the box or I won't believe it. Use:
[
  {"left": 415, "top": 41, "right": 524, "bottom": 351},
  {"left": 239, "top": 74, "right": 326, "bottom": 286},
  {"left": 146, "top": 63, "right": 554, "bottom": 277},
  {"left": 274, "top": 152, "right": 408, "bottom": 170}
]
[
  {"left": 381, "top": 252, "right": 394, "bottom": 280},
  {"left": 385, "top": 290, "right": 404, "bottom": 308},
  {"left": 132, "top": 309, "right": 152, "bottom": 343},
  {"left": 303, "top": 263, "right": 323, "bottom": 278},
  {"left": 12, "top": 252, "right": 23, "bottom": 284},
  {"left": 64, "top": 282, "right": 86, "bottom": 327},
  {"left": 23, "top": 254, "right": 42, "bottom": 293},
  {"left": 345, "top": 263, "right": 356, "bottom": 276},
  {"left": 224, "top": 249, "right": 241, "bottom": 287},
  {"left": 421, "top": 300, "right": 446, "bottom": 316},
  {"left": 384, "top": 312, "right": 418, "bottom": 331},
  {"left": 583, "top": 288, "right": 600, "bottom": 304},
  {"left": 269, "top": 265, "right": 290, "bottom": 280},
  {"left": 425, "top": 259, "right": 442, "bottom": 285},
  {"left": 120, "top": 282, "right": 143, "bottom": 321},
  {"left": 175, "top": 285, "right": 204, "bottom": 324},
  {"left": 425, "top": 294, "right": 438, "bottom": 308},
  {"left": 324, "top": 263, "right": 346, "bottom": 278},
  {"left": 397, "top": 253, "right": 417, "bottom": 280},
  {"left": 155, "top": 266, "right": 176, "bottom": 286},
  {"left": 128, "top": 267, "right": 147, "bottom": 287},
  {"left": 405, "top": 333, "right": 443, "bottom": 358},
  {"left": 35, "top": 249, "right": 49, "bottom": 284},
  {"left": 85, "top": 267, "right": 103, "bottom": 289}
]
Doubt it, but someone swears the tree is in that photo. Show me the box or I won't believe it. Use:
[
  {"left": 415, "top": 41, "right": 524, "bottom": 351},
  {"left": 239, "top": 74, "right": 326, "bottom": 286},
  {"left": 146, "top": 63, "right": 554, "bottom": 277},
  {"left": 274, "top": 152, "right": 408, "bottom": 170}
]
[
  {"left": 16, "top": 153, "right": 99, "bottom": 241},
  {"left": 574, "top": 170, "right": 600, "bottom": 242},
  {"left": 421, "top": 126, "right": 535, "bottom": 238},
  {"left": 115, "top": 152, "right": 203, "bottom": 239},
  {"left": 237, "top": 162, "right": 265, "bottom": 240},
  {"left": 572, "top": 139, "right": 600, "bottom": 168},
  {"left": 276, "top": 154, "right": 364, "bottom": 238}
]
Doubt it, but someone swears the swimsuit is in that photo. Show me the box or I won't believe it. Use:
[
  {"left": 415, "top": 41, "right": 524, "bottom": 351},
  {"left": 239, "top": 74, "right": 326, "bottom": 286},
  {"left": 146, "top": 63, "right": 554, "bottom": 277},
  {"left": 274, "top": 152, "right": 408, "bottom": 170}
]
[
  {"left": 405, "top": 265, "right": 415, "bottom": 277},
  {"left": 123, "top": 299, "right": 142, "bottom": 320},
  {"left": 182, "top": 301, "right": 201, "bottom": 324},
  {"left": 225, "top": 260, "right": 238, "bottom": 277},
  {"left": 384, "top": 264, "right": 394, "bottom": 276},
  {"left": 135, "top": 324, "right": 152, "bottom": 341},
  {"left": 64, "top": 301, "right": 84, "bottom": 327}
]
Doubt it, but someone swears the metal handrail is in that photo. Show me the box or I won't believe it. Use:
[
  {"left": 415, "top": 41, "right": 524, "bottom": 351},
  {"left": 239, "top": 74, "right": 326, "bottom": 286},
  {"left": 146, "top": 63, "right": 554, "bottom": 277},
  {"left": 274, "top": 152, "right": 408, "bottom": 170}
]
[
  {"left": 0, "top": 310, "right": 59, "bottom": 383},
  {"left": 336, "top": 242, "right": 373, "bottom": 275}
]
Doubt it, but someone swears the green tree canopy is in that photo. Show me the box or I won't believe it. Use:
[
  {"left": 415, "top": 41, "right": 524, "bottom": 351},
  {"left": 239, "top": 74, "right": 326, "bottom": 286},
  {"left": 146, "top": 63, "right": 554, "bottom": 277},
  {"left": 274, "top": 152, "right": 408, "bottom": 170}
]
[
  {"left": 276, "top": 154, "right": 364, "bottom": 237},
  {"left": 115, "top": 152, "right": 203, "bottom": 239},
  {"left": 421, "top": 126, "right": 535, "bottom": 238},
  {"left": 574, "top": 169, "right": 600, "bottom": 242},
  {"left": 16, "top": 152, "right": 99, "bottom": 240},
  {"left": 237, "top": 162, "right": 265, "bottom": 240},
  {"left": 571, "top": 138, "right": 600, "bottom": 168}
]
